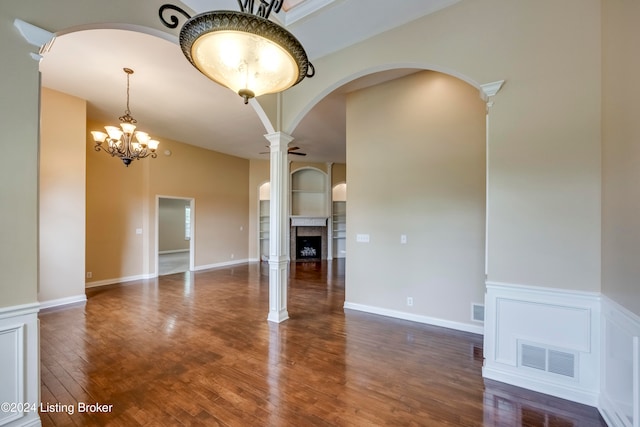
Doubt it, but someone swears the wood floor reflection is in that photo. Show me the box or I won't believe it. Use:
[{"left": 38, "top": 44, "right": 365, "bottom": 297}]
[{"left": 39, "top": 260, "right": 606, "bottom": 426}]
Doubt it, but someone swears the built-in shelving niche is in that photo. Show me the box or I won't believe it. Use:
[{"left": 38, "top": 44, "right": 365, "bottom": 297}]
[
  {"left": 258, "top": 182, "right": 270, "bottom": 261},
  {"left": 332, "top": 183, "right": 347, "bottom": 259},
  {"left": 258, "top": 170, "right": 346, "bottom": 261}
]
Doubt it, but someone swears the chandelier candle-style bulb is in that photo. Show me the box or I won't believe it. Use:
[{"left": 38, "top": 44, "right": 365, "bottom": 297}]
[{"left": 91, "top": 68, "right": 159, "bottom": 167}]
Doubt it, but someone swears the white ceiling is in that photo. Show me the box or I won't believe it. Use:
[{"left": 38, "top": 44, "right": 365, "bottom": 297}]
[{"left": 39, "top": 0, "right": 459, "bottom": 163}]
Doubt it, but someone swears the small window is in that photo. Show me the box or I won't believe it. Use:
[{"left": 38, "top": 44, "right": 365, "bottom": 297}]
[{"left": 185, "top": 205, "right": 191, "bottom": 240}]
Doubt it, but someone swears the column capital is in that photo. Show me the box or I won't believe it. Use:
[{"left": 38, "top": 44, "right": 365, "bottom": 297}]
[
  {"left": 14, "top": 19, "right": 54, "bottom": 61},
  {"left": 480, "top": 80, "right": 505, "bottom": 108},
  {"left": 264, "top": 132, "right": 294, "bottom": 148}
]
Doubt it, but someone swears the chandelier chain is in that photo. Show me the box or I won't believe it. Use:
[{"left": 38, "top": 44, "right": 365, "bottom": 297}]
[{"left": 119, "top": 68, "right": 136, "bottom": 124}]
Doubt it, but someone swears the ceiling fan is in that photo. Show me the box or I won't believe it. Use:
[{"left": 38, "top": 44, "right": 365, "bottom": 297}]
[{"left": 260, "top": 146, "right": 307, "bottom": 156}]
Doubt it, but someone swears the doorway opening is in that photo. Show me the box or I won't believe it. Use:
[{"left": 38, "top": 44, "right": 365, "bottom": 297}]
[{"left": 157, "top": 196, "right": 195, "bottom": 276}]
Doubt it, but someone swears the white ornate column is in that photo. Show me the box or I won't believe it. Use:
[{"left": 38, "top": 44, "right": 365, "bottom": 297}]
[
  {"left": 479, "top": 80, "right": 505, "bottom": 277},
  {"left": 265, "top": 132, "right": 293, "bottom": 323}
]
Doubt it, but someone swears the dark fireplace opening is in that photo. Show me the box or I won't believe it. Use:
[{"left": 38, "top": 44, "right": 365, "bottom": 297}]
[{"left": 296, "top": 236, "right": 321, "bottom": 261}]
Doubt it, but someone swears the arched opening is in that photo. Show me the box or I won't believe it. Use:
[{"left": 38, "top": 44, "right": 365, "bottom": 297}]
[{"left": 290, "top": 167, "right": 329, "bottom": 262}]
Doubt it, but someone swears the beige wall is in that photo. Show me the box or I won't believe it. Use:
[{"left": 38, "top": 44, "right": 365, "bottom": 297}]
[
  {"left": 602, "top": 1, "right": 640, "bottom": 315},
  {"left": 86, "top": 120, "right": 250, "bottom": 282},
  {"left": 158, "top": 198, "right": 190, "bottom": 253},
  {"left": 345, "top": 71, "right": 486, "bottom": 325},
  {"left": 332, "top": 163, "right": 346, "bottom": 186},
  {"left": 148, "top": 139, "right": 250, "bottom": 271},
  {"left": 86, "top": 119, "right": 147, "bottom": 281},
  {"left": 0, "top": 5, "right": 40, "bottom": 308},
  {"left": 284, "top": 0, "right": 602, "bottom": 293},
  {"left": 39, "top": 88, "right": 86, "bottom": 303}
]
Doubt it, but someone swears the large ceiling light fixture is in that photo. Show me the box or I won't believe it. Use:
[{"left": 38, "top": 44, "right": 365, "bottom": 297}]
[
  {"left": 91, "top": 68, "right": 159, "bottom": 167},
  {"left": 160, "top": 1, "right": 315, "bottom": 104}
]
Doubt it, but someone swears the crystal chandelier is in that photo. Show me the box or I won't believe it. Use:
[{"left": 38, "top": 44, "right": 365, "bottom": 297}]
[
  {"left": 160, "top": 1, "right": 315, "bottom": 104},
  {"left": 91, "top": 68, "right": 159, "bottom": 167}
]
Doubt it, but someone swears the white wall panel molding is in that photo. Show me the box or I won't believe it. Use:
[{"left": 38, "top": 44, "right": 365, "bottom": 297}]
[
  {"left": 344, "top": 302, "right": 484, "bottom": 335},
  {"left": 600, "top": 295, "right": 640, "bottom": 427},
  {"left": 483, "top": 281, "right": 601, "bottom": 406},
  {"left": 0, "top": 305, "right": 40, "bottom": 426},
  {"left": 0, "top": 324, "right": 24, "bottom": 425},
  {"left": 0, "top": 304, "right": 39, "bottom": 321}
]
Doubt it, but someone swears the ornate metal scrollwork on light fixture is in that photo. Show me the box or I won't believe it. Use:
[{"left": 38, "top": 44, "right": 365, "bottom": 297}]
[{"left": 159, "top": 4, "right": 192, "bottom": 29}]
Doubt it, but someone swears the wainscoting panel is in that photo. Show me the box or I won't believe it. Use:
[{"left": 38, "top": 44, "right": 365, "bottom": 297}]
[
  {"left": 0, "top": 324, "right": 24, "bottom": 425},
  {"left": 600, "top": 296, "right": 640, "bottom": 427},
  {"left": 483, "top": 282, "right": 601, "bottom": 406},
  {"left": 0, "top": 303, "right": 40, "bottom": 427}
]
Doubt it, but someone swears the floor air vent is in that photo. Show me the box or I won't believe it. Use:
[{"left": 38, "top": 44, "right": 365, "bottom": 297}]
[
  {"left": 521, "top": 344, "right": 546, "bottom": 371},
  {"left": 548, "top": 350, "right": 575, "bottom": 377},
  {"left": 520, "top": 343, "right": 577, "bottom": 378}
]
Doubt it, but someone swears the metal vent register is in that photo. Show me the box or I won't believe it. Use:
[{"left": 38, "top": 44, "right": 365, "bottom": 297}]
[{"left": 520, "top": 343, "right": 577, "bottom": 378}]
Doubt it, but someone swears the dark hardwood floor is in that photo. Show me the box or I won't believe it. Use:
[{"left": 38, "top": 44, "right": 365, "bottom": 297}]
[{"left": 39, "top": 260, "right": 606, "bottom": 426}]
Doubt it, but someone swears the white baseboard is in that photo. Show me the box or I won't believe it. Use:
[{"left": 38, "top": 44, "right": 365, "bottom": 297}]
[
  {"left": 0, "top": 303, "right": 41, "bottom": 427},
  {"left": 85, "top": 273, "right": 155, "bottom": 288},
  {"left": 600, "top": 295, "right": 640, "bottom": 427},
  {"left": 158, "top": 249, "right": 189, "bottom": 254},
  {"left": 39, "top": 294, "right": 87, "bottom": 310},
  {"left": 483, "top": 364, "right": 599, "bottom": 406},
  {"left": 85, "top": 260, "right": 250, "bottom": 288},
  {"left": 193, "top": 259, "right": 249, "bottom": 271},
  {"left": 483, "top": 281, "right": 601, "bottom": 407},
  {"left": 343, "top": 301, "right": 484, "bottom": 335}
]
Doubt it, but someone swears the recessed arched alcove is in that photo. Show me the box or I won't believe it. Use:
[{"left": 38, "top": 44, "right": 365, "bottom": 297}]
[{"left": 290, "top": 167, "right": 329, "bottom": 261}]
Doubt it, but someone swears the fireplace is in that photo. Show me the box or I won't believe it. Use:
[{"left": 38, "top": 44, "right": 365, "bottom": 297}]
[
  {"left": 296, "top": 236, "right": 321, "bottom": 260},
  {"left": 290, "top": 220, "right": 327, "bottom": 262}
]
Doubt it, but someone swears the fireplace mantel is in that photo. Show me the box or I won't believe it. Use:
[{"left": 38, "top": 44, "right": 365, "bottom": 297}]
[{"left": 290, "top": 216, "right": 327, "bottom": 227}]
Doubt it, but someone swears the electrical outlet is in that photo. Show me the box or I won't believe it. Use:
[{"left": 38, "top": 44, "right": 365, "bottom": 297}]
[
  {"left": 230, "top": 253, "right": 235, "bottom": 259},
  {"left": 407, "top": 296, "right": 413, "bottom": 306},
  {"left": 86, "top": 272, "right": 92, "bottom": 279},
  {"left": 401, "top": 234, "right": 407, "bottom": 244}
]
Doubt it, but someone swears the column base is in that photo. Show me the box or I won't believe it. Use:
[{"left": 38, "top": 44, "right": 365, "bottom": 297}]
[{"left": 267, "top": 309, "right": 290, "bottom": 323}]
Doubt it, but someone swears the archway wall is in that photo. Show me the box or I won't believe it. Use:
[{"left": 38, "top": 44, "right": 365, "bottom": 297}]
[
  {"left": 283, "top": 0, "right": 603, "bottom": 293},
  {"left": 0, "top": 2, "right": 182, "bottom": 425},
  {"left": 0, "top": 0, "right": 180, "bottom": 310}
]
